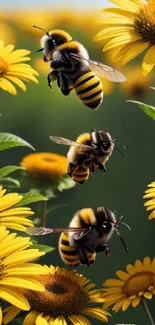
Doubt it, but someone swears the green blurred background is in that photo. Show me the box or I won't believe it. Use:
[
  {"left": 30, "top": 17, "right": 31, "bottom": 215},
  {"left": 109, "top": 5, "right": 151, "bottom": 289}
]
[{"left": 0, "top": 2, "right": 155, "bottom": 324}]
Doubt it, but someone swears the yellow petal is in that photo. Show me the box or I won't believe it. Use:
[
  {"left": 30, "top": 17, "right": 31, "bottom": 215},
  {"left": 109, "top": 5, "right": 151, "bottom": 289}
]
[
  {"left": 6, "top": 49, "right": 31, "bottom": 63},
  {"left": 0, "top": 44, "right": 14, "bottom": 57},
  {"left": 102, "top": 7, "right": 135, "bottom": 19},
  {"left": 116, "top": 270, "right": 129, "bottom": 281},
  {"left": 69, "top": 315, "right": 91, "bottom": 325},
  {"left": 0, "top": 193, "right": 22, "bottom": 211},
  {"left": 103, "top": 279, "right": 124, "bottom": 287},
  {"left": 23, "top": 311, "right": 40, "bottom": 325},
  {"left": 0, "top": 286, "right": 30, "bottom": 310},
  {"left": 103, "top": 32, "right": 142, "bottom": 51},
  {"left": 0, "top": 188, "right": 6, "bottom": 198},
  {"left": 0, "top": 277, "right": 45, "bottom": 291},
  {"left": 110, "top": 0, "right": 140, "bottom": 12},
  {"left": 148, "top": 210, "right": 155, "bottom": 220},
  {"left": 122, "top": 41, "right": 149, "bottom": 65},
  {"left": 143, "top": 292, "right": 152, "bottom": 299},
  {"left": 4, "top": 250, "right": 43, "bottom": 265},
  {"left": 142, "top": 46, "right": 155, "bottom": 76},
  {"left": 144, "top": 199, "right": 155, "bottom": 206},
  {"left": 5, "top": 264, "right": 45, "bottom": 275},
  {"left": 146, "top": 204, "right": 155, "bottom": 211},
  {"left": 122, "top": 299, "right": 131, "bottom": 311},
  {"left": 143, "top": 257, "right": 151, "bottom": 269},
  {"left": 5, "top": 76, "right": 27, "bottom": 91},
  {"left": 36, "top": 314, "right": 49, "bottom": 325},
  {"left": 126, "top": 264, "right": 135, "bottom": 274},
  {"left": 132, "top": 296, "right": 141, "bottom": 307},
  {"left": 112, "top": 298, "right": 127, "bottom": 311},
  {"left": 82, "top": 307, "right": 108, "bottom": 322},
  {"left": 0, "top": 306, "right": 2, "bottom": 325},
  {"left": 0, "top": 77, "right": 17, "bottom": 95},
  {"left": 3, "top": 306, "right": 20, "bottom": 324},
  {"left": 135, "top": 260, "right": 143, "bottom": 271}
]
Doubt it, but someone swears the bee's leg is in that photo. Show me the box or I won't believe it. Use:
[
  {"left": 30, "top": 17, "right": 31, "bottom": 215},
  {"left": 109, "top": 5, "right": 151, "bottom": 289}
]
[
  {"left": 95, "top": 162, "right": 106, "bottom": 174},
  {"left": 89, "top": 161, "right": 95, "bottom": 175},
  {"left": 47, "top": 70, "right": 58, "bottom": 88},
  {"left": 68, "top": 163, "right": 76, "bottom": 177},
  {"left": 95, "top": 244, "right": 111, "bottom": 256},
  {"left": 77, "top": 245, "right": 89, "bottom": 266},
  {"left": 57, "top": 73, "right": 70, "bottom": 96}
]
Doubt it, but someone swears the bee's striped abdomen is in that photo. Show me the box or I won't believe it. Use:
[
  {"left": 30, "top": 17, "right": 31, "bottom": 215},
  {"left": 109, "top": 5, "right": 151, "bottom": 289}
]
[
  {"left": 59, "top": 232, "right": 96, "bottom": 266},
  {"left": 71, "top": 165, "right": 89, "bottom": 184},
  {"left": 59, "top": 232, "right": 79, "bottom": 266},
  {"left": 74, "top": 71, "right": 103, "bottom": 110}
]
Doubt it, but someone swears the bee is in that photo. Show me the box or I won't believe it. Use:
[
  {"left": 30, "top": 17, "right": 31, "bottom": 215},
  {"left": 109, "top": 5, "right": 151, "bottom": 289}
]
[
  {"left": 50, "top": 128, "right": 124, "bottom": 184},
  {"left": 33, "top": 26, "right": 127, "bottom": 110},
  {"left": 26, "top": 207, "right": 129, "bottom": 267}
]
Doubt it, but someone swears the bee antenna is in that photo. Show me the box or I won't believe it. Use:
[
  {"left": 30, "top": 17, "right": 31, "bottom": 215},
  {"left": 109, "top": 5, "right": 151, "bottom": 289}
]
[
  {"left": 118, "top": 215, "right": 131, "bottom": 231},
  {"left": 33, "top": 25, "right": 50, "bottom": 36},
  {"left": 115, "top": 228, "right": 128, "bottom": 252},
  {"left": 114, "top": 146, "right": 124, "bottom": 157}
]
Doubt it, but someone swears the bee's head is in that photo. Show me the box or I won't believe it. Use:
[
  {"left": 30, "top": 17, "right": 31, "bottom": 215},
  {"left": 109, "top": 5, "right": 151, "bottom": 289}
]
[
  {"left": 96, "top": 207, "right": 129, "bottom": 252},
  {"left": 33, "top": 26, "right": 72, "bottom": 60},
  {"left": 91, "top": 129, "right": 114, "bottom": 153}
]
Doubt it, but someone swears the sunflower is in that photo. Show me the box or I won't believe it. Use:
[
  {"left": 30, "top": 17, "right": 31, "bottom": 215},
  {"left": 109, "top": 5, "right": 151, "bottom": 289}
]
[
  {"left": 0, "top": 40, "right": 38, "bottom": 95},
  {"left": 143, "top": 181, "right": 155, "bottom": 220},
  {"left": 0, "top": 226, "right": 46, "bottom": 316},
  {"left": 94, "top": 0, "right": 155, "bottom": 75},
  {"left": 0, "top": 186, "right": 34, "bottom": 231},
  {"left": 101, "top": 257, "right": 155, "bottom": 312},
  {"left": 120, "top": 65, "right": 152, "bottom": 98},
  {"left": 20, "top": 152, "right": 68, "bottom": 182},
  {"left": 3, "top": 265, "right": 109, "bottom": 325}
]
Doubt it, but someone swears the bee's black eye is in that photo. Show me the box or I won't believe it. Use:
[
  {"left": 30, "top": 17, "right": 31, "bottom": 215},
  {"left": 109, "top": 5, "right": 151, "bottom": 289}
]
[
  {"left": 103, "top": 221, "right": 112, "bottom": 233},
  {"left": 102, "top": 141, "right": 110, "bottom": 151}
]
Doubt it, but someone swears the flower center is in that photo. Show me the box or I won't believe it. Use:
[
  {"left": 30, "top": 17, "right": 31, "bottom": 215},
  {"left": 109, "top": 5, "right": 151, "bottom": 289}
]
[
  {"left": 25, "top": 273, "right": 89, "bottom": 317},
  {"left": 122, "top": 271, "right": 155, "bottom": 296},
  {"left": 0, "top": 58, "right": 8, "bottom": 75},
  {"left": 134, "top": 0, "right": 155, "bottom": 43}
]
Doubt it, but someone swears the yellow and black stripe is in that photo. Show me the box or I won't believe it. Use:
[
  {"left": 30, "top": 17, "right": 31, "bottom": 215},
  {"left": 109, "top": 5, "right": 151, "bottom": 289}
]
[
  {"left": 71, "top": 165, "right": 89, "bottom": 184},
  {"left": 74, "top": 71, "right": 103, "bottom": 109},
  {"left": 59, "top": 232, "right": 96, "bottom": 266}
]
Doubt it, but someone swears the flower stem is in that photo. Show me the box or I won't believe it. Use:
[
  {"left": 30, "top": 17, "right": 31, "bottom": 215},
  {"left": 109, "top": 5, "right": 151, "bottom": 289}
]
[
  {"left": 141, "top": 298, "right": 154, "bottom": 325},
  {"left": 40, "top": 200, "right": 47, "bottom": 244}
]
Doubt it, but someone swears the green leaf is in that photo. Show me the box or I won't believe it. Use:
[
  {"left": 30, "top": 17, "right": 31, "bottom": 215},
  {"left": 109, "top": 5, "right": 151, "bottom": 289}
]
[
  {"left": 15, "top": 191, "right": 48, "bottom": 207},
  {"left": 57, "top": 175, "right": 76, "bottom": 192},
  {"left": 127, "top": 100, "right": 155, "bottom": 120},
  {"left": 0, "top": 177, "right": 20, "bottom": 188},
  {"left": 0, "top": 165, "right": 24, "bottom": 178},
  {"left": 0, "top": 133, "right": 35, "bottom": 151},
  {"left": 30, "top": 243, "right": 55, "bottom": 253}
]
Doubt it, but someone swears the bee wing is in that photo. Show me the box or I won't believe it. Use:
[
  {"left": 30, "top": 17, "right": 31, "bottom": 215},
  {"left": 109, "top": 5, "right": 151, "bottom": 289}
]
[
  {"left": 50, "top": 136, "right": 95, "bottom": 151},
  {"left": 69, "top": 53, "right": 127, "bottom": 83},
  {"left": 26, "top": 227, "right": 87, "bottom": 236}
]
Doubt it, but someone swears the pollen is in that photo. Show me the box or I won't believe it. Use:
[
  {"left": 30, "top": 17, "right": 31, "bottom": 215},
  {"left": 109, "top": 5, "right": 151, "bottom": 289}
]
[
  {"left": 134, "top": 0, "right": 155, "bottom": 42},
  {"left": 122, "top": 271, "right": 155, "bottom": 296},
  {"left": 0, "top": 58, "right": 8, "bottom": 75}
]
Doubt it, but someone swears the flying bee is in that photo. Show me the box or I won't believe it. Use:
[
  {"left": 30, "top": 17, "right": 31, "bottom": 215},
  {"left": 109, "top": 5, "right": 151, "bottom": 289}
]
[
  {"left": 50, "top": 128, "right": 124, "bottom": 184},
  {"left": 33, "top": 26, "right": 127, "bottom": 110},
  {"left": 26, "top": 207, "right": 130, "bottom": 267}
]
